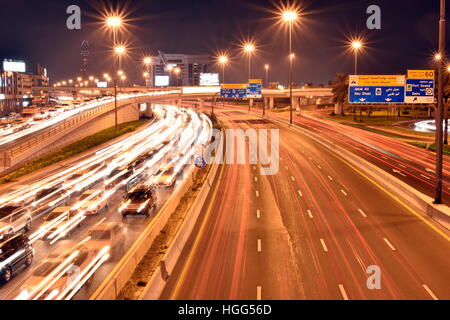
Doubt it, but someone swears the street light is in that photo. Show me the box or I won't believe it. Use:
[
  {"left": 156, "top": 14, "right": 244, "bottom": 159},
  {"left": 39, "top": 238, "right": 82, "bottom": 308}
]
[
  {"left": 281, "top": 8, "right": 299, "bottom": 124},
  {"left": 351, "top": 40, "right": 363, "bottom": 75},
  {"left": 105, "top": 15, "right": 123, "bottom": 129},
  {"left": 243, "top": 43, "right": 255, "bottom": 80},
  {"left": 264, "top": 64, "right": 269, "bottom": 88},
  {"left": 218, "top": 55, "right": 228, "bottom": 83},
  {"left": 434, "top": 0, "right": 446, "bottom": 204},
  {"left": 143, "top": 57, "right": 152, "bottom": 88}
]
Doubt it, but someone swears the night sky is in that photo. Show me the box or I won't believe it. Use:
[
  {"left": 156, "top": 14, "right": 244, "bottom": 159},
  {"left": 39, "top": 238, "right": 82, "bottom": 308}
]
[{"left": 0, "top": 0, "right": 447, "bottom": 86}]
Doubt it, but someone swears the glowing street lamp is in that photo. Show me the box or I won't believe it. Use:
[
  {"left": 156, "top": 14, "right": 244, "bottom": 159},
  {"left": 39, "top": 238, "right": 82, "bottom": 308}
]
[
  {"left": 243, "top": 43, "right": 255, "bottom": 80},
  {"left": 281, "top": 8, "right": 299, "bottom": 124},
  {"left": 174, "top": 67, "right": 181, "bottom": 86},
  {"left": 218, "top": 55, "right": 229, "bottom": 83},
  {"left": 351, "top": 40, "right": 363, "bottom": 75},
  {"left": 264, "top": 64, "right": 269, "bottom": 88},
  {"left": 105, "top": 15, "right": 124, "bottom": 129},
  {"left": 143, "top": 57, "right": 152, "bottom": 88}
]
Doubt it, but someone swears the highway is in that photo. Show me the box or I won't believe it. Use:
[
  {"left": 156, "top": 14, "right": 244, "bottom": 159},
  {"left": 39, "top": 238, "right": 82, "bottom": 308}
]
[
  {"left": 161, "top": 106, "right": 450, "bottom": 300},
  {"left": 0, "top": 104, "right": 212, "bottom": 300},
  {"left": 258, "top": 108, "right": 450, "bottom": 205}
]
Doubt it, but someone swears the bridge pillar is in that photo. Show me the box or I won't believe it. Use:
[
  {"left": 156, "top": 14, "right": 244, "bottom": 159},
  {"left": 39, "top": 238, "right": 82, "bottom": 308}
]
[
  {"left": 292, "top": 97, "right": 300, "bottom": 111},
  {"left": 144, "top": 103, "right": 153, "bottom": 118}
]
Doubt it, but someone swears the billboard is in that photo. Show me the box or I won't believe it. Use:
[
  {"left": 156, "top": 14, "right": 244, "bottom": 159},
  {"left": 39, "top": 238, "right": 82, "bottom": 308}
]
[
  {"left": 200, "top": 73, "right": 220, "bottom": 86},
  {"left": 3, "top": 60, "right": 26, "bottom": 73},
  {"left": 247, "top": 79, "right": 263, "bottom": 98},
  {"left": 349, "top": 75, "right": 405, "bottom": 103},
  {"left": 96, "top": 81, "right": 108, "bottom": 88},
  {"left": 221, "top": 84, "right": 247, "bottom": 98},
  {"left": 405, "top": 70, "right": 435, "bottom": 104},
  {"left": 155, "top": 75, "right": 170, "bottom": 87}
]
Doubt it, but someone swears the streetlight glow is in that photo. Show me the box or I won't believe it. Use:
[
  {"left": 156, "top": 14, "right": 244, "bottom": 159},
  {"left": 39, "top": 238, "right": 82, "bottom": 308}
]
[
  {"left": 282, "top": 10, "right": 298, "bottom": 22},
  {"left": 244, "top": 43, "right": 255, "bottom": 53},
  {"left": 106, "top": 16, "right": 122, "bottom": 28},
  {"left": 143, "top": 57, "right": 152, "bottom": 65},
  {"left": 352, "top": 40, "right": 363, "bottom": 51},
  {"left": 115, "top": 46, "right": 126, "bottom": 55}
]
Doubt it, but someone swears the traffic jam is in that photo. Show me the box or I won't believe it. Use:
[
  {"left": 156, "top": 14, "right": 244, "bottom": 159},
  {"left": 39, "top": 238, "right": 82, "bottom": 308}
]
[{"left": 0, "top": 104, "right": 212, "bottom": 300}]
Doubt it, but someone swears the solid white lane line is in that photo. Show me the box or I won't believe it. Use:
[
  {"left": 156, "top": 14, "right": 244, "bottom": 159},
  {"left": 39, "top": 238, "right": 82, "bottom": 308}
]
[
  {"left": 422, "top": 284, "right": 438, "bottom": 300},
  {"left": 256, "top": 210, "right": 261, "bottom": 219},
  {"left": 257, "top": 239, "right": 262, "bottom": 252},
  {"left": 307, "top": 210, "right": 313, "bottom": 218},
  {"left": 256, "top": 190, "right": 259, "bottom": 197},
  {"left": 298, "top": 190, "right": 303, "bottom": 197},
  {"left": 257, "top": 286, "right": 262, "bottom": 300},
  {"left": 383, "top": 238, "right": 396, "bottom": 251},
  {"left": 328, "top": 175, "right": 333, "bottom": 181},
  {"left": 338, "top": 284, "right": 349, "bottom": 300},
  {"left": 320, "top": 238, "right": 328, "bottom": 252},
  {"left": 341, "top": 189, "right": 348, "bottom": 196},
  {"left": 358, "top": 209, "right": 367, "bottom": 218},
  {"left": 291, "top": 176, "right": 295, "bottom": 181}
]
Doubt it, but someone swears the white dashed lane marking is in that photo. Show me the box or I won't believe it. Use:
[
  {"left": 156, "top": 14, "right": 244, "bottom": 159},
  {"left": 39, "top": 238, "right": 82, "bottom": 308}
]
[
  {"left": 307, "top": 210, "right": 313, "bottom": 218},
  {"left": 338, "top": 285, "right": 349, "bottom": 300},
  {"left": 422, "top": 284, "right": 438, "bottom": 300},
  {"left": 341, "top": 189, "right": 348, "bottom": 196},
  {"left": 298, "top": 190, "right": 303, "bottom": 197},
  {"left": 257, "top": 239, "right": 262, "bottom": 252},
  {"left": 358, "top": 209, "right": 367, "bottom": 218},
  {"left": 320, "top": 238, "right": 328, "bottom": 252},
  {"left": 383, "top": 238, "right": 396, "bottom": 251}
]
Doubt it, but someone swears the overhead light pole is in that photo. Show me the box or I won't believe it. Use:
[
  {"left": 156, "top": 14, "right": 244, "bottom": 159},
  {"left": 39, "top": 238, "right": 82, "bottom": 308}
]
[
  {"left": 351, "top": 40, "right": 363, "bottom": 75},
  {"left": 434, "top": 0, "right": 445, "bottom": 204},
  {"left": 243, "top": 43, "right": 255, "bottom": 80},
  {"left": 282, "top": 9, "right": 298, "bottom": 124},
  {"left": 264, "top": 64, "right": 269, "bottom": 88},
  {"left": 106, "top": 15, "right": 122, "bottom": 129},
  {"left": 143, "top": 57, "right": 152, "bottom": 89}
]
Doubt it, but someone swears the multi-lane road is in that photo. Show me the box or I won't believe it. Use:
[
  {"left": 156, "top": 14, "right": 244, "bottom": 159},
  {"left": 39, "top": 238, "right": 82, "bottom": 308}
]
[
  {"left": 0, "top": 104, "right": 212, "bottom": 300},
  {"left": 161, "top": 106, "right": 450, "bottom": 300}
]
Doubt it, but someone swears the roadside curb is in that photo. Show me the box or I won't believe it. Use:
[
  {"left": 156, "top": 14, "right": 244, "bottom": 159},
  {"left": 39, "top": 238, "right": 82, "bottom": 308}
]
[{"left": 256, "top": 111, "right": 450, "bottom": 231}]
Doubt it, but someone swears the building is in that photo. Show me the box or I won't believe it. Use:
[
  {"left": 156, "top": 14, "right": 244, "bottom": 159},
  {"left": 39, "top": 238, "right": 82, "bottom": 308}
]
[
  {"left": 150, "top": 52, "right": 211, "bottom": 87},
  {"left": 80, "top": 40, "right": 89, "bottom": 77},
  {"left": 0, "top": 60, "right": 49, "bottom": 115}
]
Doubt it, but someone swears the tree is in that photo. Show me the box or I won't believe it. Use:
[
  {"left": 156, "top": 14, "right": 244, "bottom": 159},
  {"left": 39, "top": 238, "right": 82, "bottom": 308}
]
[{"left": 331, "top": 73, "right": 348, "bottom": 116}]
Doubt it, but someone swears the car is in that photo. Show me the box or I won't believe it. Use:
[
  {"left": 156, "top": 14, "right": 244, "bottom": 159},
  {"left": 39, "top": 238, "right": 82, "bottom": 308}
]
[
  {"left": 77, "top": 190, "right": 108, "bottom": 215},
  {"left": 39, "top": 207, "right": 83, "bottom": 240},
  {"left": 85, "top": 222, "right": 124, "bottom": 259},
  {"left": 153, "top": 165, "right": 177, "bottom": 187},
  {"left": 0, "top": 206, "right": 32, "bottom": 240},
  {"left": 104, "top": 165, "right": 134, "bottom": 190},
  {"left": 18, "top": 242, "right": 93, "bottom": 300},
  {"left": 0, "top": 234, "right": 34, "bottom": 284},
  {"left": 119, "top": 184, "right": 157, "bottom": 217},
  {"left": 33, "top": 185, "right": 69, "bottom": 215}
]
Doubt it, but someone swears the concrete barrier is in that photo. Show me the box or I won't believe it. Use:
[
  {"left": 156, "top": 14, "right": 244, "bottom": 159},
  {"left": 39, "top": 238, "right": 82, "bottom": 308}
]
[{"left": 260, "top": 113, "right": 450, "bottom": 231}]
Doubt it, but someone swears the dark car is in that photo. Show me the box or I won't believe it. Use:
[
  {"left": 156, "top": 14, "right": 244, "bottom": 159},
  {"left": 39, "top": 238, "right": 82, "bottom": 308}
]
[
  {"left": 104, "top": 166, "right": 134, "bottom": 190},
  {"left": 33, "top": 185, "right": 68, "bottom": 215},
  {"left": 0, "top": 234, "right": 33, "bottom": 283},
  {"left": 119, "top": 184, "right": 157, "bottom": 217}
]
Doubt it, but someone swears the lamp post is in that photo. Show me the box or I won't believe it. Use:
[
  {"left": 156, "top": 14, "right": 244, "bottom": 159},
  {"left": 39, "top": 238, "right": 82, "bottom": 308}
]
[
  {"left": 434, "top": 0, "right": 445, "bottom": 204},
  {"left": 106, "top": 15, "right": 122, "bottom": 129},
  {"left": 264, "top": 64, "right": 269, "bottom": 88},
  {"left": 218, "top": 55, "right": 228, "bottom": 108},
  {"left": 174, "top": 67, "right": 181, "bottom": 86},
  {"left": 282, "top": 9, "right": 298, "bottom": 124},
  {"left": 351, "top": 40, "right": 363, "bottom": 75},
  {"left": 143, "top": 57, "right": 152, "bottom": 89},
  {"left": 244, "top": 43, "right": 255, "bottom": 80}
]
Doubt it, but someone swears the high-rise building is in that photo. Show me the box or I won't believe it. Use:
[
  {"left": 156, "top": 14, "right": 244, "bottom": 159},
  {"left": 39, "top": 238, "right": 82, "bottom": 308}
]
[
  {"left": 80, "top": 40, "right": 89, "bottom": 77},
  {"left": 0, "top": 59, "right": 49, "bottom": 115},
  {"left": 150, "top": 52, "right": 211, "bottom": 87}
]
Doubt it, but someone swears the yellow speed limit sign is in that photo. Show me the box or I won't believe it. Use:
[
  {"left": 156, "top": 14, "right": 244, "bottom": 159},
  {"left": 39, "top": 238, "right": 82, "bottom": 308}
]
[{"left": 407, "top": 70, "right": 435, "bottom": 79}]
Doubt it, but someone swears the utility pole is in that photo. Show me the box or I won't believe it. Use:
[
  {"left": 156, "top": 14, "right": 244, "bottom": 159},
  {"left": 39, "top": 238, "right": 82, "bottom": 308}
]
[{"left": 434, "top": 0, "right": 445, "bottom": 204}]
